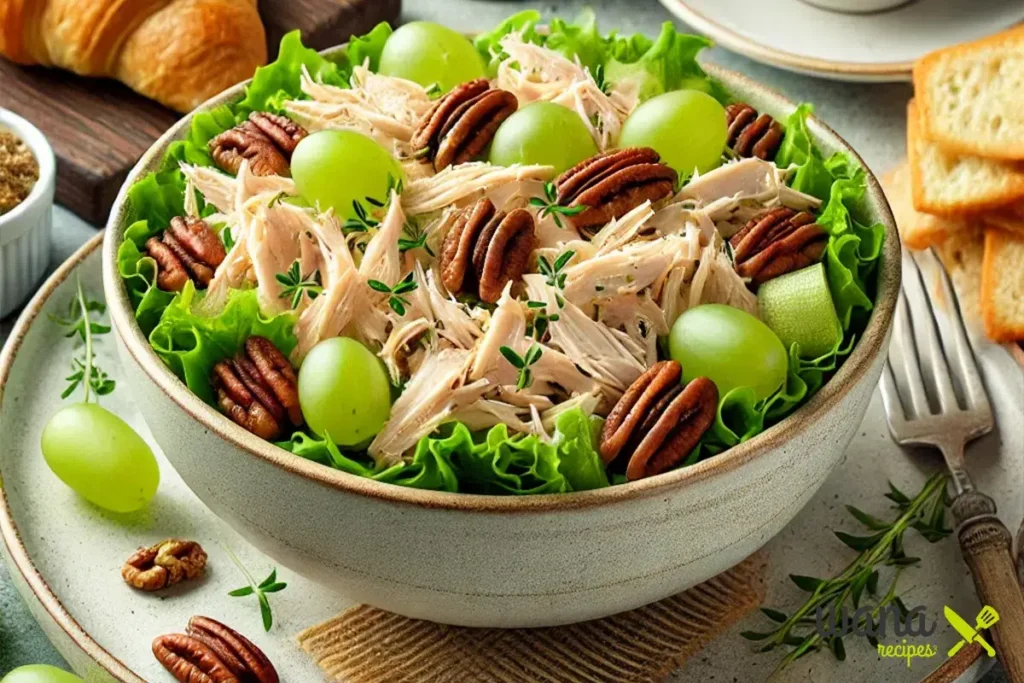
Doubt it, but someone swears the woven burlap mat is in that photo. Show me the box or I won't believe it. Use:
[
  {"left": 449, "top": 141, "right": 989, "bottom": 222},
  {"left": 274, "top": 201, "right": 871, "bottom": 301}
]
[{"left": 297, "top": 552, "right": 767, "bottom": 683}]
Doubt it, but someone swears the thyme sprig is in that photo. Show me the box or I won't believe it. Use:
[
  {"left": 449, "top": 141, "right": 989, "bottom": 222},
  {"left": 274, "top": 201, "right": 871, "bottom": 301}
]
[
  {"left": 741, "top": 473, "right": 951, "bottom": 670},
  {"left": 537, "top": 250, "right": 575, "bottom": 307},
  {"left": 343, "top": 173, "right": 404, "bottom": 234},
  {"left": 499, "top": 343, "right": 543, "bottom": 390},
  {"left": 368, "top": 272, "right": 418, "bottom": 316},
  {"left": 50, "top": 276, "right": 115, "bottom": 402},
  {"left": 275, "top": 260, "right": 323, "bottom": 309},
  {"left": 529, "top": 182, "right": 587, "bottom": 229},
  {"left": 398, "top": 221, "right": 435, "bottom": 256},
  {"left": 525, "top": 300, "right": 560, "bottom": 341},
  {"left": 225, "top": 546, "right": 287, "bottom": 632}
]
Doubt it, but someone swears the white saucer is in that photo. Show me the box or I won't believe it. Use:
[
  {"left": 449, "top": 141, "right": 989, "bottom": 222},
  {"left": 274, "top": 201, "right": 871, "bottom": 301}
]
[{"left": 661, "top": 0, "right": 1024, "bottom": 82}]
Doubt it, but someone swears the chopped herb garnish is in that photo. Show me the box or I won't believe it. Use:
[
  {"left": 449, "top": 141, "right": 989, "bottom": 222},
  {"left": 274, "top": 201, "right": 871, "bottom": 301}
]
[
  {"left": 368, "top": 272, "right": 418, "bottom": 316},
  {"left": 537, "top": 250, "right": 574, "bottom": 307},
  {"left": 592, "top": 63, "right": 610, "bottom": 94},
  {"left": 343, "top": 173, "right": 404, "bottom": 234},
  {"left": 275, "top": 260, "right": 323, "bottom": 309},
  {"left": 528, "top": 182, "right": 587, "bottom": 229},
  {"left": 225, "top": 546, "right": 287, "bottom": 632},
  {"left": 267, "top": 191, "right": 289, "bottom": 207},
  {"left": 425, "top": 83, "right": 443, "bottom": 99},
  {"left": 499, "top": 343, "right": 543, "bottom": 390},
  {"left": 50, "top": 277, "right": 115, "bottom": 401},
  {"left": 525, "top": 301, "right": 560, "bottom": 341},
  {"left": 398, "top": 221, "right": 435, "bottom": 256}
]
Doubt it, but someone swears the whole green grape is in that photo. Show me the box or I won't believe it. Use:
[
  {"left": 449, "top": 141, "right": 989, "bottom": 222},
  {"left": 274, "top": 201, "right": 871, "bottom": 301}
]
[
  {"left": 298, "top": 337, "right": 392, "bottom": 446},
  {"left": 40, "top": 403, "right": 159, "bottom": 513},
  {"left": 378, "top": 21, "right": 486, "bottom": 93},
  {"left": 669, "top": 304, "right": 788, "bottom": 401},
  {"left": 619, "top": 90, "right": 727, "bottom": 177},
  {"left": 488, "top": 102, "right": 598, "bottom": 174},
  {"left": 1, "top": 665, "right": 83, "bottom": 683},
  {"left": 291, "top": 130, "right": 403, "bottom": 220}
]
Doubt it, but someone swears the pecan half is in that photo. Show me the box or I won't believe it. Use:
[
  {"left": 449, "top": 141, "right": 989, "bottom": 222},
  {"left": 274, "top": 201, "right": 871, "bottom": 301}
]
[
  {"left": 153, "top": 633, "right": 239, "bottom": 683},
  {"left": 439, "top": 198, "right": 536, "bottom": 303},
  {"left": 600, "top": 361, "right": 718, "bottom": 481},
  {"left": 726, "top": 103, "right": 784, "bottom": 161},
  {"left": 554, "top": 148, "right": 677, "bottom": 235},
  {"left": 212, "top": 336, "right": 302, "bottom": 440},
  {"left": 122, "top": 539, "right": 207, "bottom": 591},
  {"left": 210, "top": 112, "right": 307, "bottom": 177},
  {"left": 412, "top": 79, "right": 518, "bottom": 171},
  {"left": 730, "top": 207, "right": 828, "bottom": 286},
  {"left": 145, "top": 216, "right": 226, "bottom": 292},
  {"left": 187, "top": 616, "right": 279, "bottom": 683}
]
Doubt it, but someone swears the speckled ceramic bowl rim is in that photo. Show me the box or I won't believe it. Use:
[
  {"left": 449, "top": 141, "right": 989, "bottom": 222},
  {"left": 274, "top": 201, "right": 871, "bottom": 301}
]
[{"left": 101, "top": 51, "right": 902, "bottom": 514}]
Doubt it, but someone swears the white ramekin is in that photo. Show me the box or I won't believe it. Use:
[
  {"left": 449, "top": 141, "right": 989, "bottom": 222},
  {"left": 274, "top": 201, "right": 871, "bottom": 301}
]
[{"left": 0, "top": 109, "right": 55, "bottom": 319}]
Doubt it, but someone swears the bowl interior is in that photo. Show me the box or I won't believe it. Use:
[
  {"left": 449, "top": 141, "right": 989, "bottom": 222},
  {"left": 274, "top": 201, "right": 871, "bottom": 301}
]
[{"left": 102, "top": 48, "right": 901, "bottom": 511}]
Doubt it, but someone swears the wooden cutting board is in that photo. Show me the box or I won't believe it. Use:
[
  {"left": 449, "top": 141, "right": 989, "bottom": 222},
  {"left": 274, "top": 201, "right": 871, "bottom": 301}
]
[{"left": 0, "top": 0, "right": 401, "bottom": 226}]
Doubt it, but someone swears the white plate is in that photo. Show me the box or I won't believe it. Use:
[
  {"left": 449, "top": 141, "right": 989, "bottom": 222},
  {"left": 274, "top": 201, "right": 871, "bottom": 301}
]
[
  {"left": 661, "top": 0, "right": 1024, "bottom": 82},
  {"left": 1, "top": 235, "right": 1022, "bottom": 682}
]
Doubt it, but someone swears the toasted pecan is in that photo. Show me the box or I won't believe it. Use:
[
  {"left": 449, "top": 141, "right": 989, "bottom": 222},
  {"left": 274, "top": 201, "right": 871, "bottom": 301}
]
[
  {"left": 153, "top": 633, "right": 238, "bottom": 683},
  {"left": 210, "top": 112, "right": 307, "bottom": 177},
  {"left": 122, "top": 539, "right": 207, "bottom": 592},
  {"left": 145, "top": 216, "right": 225, "bottom": 292},
  {"left": 188, "top": 616, "right": 279, "bottom": 683},
  {"left": 212, "top": 336, "right": 302, "bottom": 440},
  {"left": 730, "top": 207, "right": 828, "bottom": 286},
  {"left": 413, "top": 80, "right": 517, "bottom": 171},
  {"left": 726, "top": 103, "right": 784, "bottom": 161},
  {"left": 553, "top": 148, "right": 677, "bottom": 235}
]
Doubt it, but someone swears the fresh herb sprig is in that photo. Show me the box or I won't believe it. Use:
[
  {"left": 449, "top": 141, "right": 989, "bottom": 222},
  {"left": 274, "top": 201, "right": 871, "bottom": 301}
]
[
  {"left": 398, "top": 221, "right": 435, "bottom": 256},
  {"left": 369, "top": 272, "right": 418, "bottom": 316},
  {"left": 537, "top": 250, "right": 575, "bottom": 307},
  {"left": 592, "top": 63, "right": 611, "bottom": 94},
  {"left": 500, "top": 343, "right": 543, "bottom": 390},
  {"left": 50, "top": 277, "right": 115, "bottom": 401},
  {"left": 225, "top": 547, "right": 287, "bottom": 632},
  {"left": 343, "top": 173, "right": 404, "bottom": 234},
  {"left": 529, "top": 183, "right": 587, "bottom": 229},
  {"left": 526, "top": 300, "right": 560, "bottom": 341},
  {"left": 275, "top": 260, "right": 323, "bottom": 309},
  {"left": 741, "top": 473, "right": 951, "bottom": 670}
]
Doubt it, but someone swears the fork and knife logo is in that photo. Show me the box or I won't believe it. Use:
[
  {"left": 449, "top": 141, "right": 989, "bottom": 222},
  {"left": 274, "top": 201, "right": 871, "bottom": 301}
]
[{"left": 945, "top": 605, "right": 1000, "bottom": 657}]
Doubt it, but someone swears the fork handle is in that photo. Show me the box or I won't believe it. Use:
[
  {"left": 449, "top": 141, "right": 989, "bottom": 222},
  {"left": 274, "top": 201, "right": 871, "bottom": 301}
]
[{"left": 953, "top": 491, "right": 1024, "bottom": 682}]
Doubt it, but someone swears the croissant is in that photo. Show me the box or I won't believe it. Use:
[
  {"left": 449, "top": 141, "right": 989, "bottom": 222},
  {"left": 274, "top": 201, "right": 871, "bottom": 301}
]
[{"left": 0, "top": 0, "right": 267, "bottom": 113}]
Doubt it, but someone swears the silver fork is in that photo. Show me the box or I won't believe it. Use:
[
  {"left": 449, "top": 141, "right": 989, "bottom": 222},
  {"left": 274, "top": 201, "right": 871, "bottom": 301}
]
[{"left": 881, "top": 249, "right": 1024, "bottom": 681}]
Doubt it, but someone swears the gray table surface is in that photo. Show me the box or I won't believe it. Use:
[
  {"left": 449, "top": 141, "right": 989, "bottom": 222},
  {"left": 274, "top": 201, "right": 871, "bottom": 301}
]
[{"left": 0, "top": 0, "right": 1007, "bottom": 680}]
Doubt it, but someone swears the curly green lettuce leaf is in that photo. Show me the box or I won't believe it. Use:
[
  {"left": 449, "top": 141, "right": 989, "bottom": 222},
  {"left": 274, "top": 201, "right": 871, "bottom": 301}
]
[
  {"left": 444, "top": 423, "right": 568, "bottom": 494},
  {"left": 346, "top": 22, "right": 393, "bottom": 72},
  {"left": 474, "top": 10, "right": 544, "bottom": 74},
  {"left": 604, "top": 22, "right": 725, "bottom": 103},
  {"left": 545, "top": 9, "right": 607, "bottom": 73},
  {"left": 236, "top": 30, "right": 349, "bottom": 116},
  {"left": 149, "top": 284, "right": 297, "bottom": 405},
  {"left": 117, "top": 221, "right": 176, "bottom": 335},
  {"left": 162, "top": 105, "right": 238, "bottom": 171},
  {"left": 552, "top": 408, "right": 609, "bottom": 491}
]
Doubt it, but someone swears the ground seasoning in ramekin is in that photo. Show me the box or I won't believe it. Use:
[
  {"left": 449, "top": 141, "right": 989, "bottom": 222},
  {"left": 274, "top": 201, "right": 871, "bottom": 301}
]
[{"left": 0, "top": 130, "right": 39, "bottom": 215}]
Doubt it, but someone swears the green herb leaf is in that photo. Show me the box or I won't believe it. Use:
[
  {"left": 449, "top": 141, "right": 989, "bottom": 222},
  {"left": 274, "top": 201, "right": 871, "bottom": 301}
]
[
  {"left": 52, "top": 277, "right": 115, "bottom": 402},
  {"left": 225, "top": 546, "right": 286, "bottom": 632},
  {"left": 368, "top": 279, "right": 392, "bottom": 293},
  {"left": 228, "top": 586, "right": 255, "bottom": 597},
  {"left": 276, "top": 260, "right": 323, "bottom": 309}
]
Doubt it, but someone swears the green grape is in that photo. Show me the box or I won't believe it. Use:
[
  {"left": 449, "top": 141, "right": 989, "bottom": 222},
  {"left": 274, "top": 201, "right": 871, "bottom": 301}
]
[
  {"left": 619, "top": 90, "right": 727, "bottom": 177},
  {"left": 488, "top": 102, "right": 598, "bottom": 174},
  {"left": 1, "top": 665, "right": 83, "bottom": 683},
  {"left": 378, "top": 21, "right": 486, "bottom": 93},
  {"left": 669, "top": 304, "right": 788, "bottom": 401},
  {"left": 291, "top": 130, "right": 404, "bottom": 220},
  {"left": 40, "top": 403, "right": 159, "bottom": 513},
  {"left": 298, "top": 337, "right": 392, "bottom": 446}
]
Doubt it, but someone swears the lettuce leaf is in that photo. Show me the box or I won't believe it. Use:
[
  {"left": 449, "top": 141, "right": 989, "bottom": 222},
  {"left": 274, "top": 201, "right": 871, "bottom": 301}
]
[
  {"left": 604, "top": 22, "right": 725, "bottom": 103},
  {"left": 162, "top": 105, "right": 238, "bottom": 171},
  {"left": 236, "top": 30, "right": 349, "bottom": 116},
  {"left": 149, "top": 284, "right": 297, "bottom": 405},
  {"left": 474, "top": 10, "right": 544, "bottom": 74},
  {"left": 552, "top": 408, "right": 609, "bottom": 491},
  {"left": 346, "top": 22, "right": 394, "bottom": 72},
  {"left": 545, "top": 10, "right": 607, "bottom": 72}
]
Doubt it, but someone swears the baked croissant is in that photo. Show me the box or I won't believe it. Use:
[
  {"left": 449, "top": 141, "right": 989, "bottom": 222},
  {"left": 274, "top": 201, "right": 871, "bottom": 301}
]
[{"left": 0, "top": 0, "right": 267, "bottom": 113}]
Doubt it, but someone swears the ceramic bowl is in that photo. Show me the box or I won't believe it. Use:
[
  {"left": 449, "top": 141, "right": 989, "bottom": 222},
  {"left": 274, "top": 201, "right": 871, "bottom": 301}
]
[{"left": 102, "top": 52, "right": 901, "bottom": 628}]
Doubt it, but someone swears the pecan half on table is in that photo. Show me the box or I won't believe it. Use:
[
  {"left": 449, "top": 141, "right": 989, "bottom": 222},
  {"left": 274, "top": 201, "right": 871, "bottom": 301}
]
[
  {"left": 187, "top": 616, "right": 279, "bottom": 683},
  {"left": 553, "top": 147, "right": 678, "bottom": 235},
  {"left": 122, "top": 539, "right": 207, "bottom": 591},
  {"left": 730, "top": 206, "right": 828, "bottom": 286},
  {"left": 725, "top": 103, "right": 784, "bottom": 161},
  {"left": 145, "top": 215, "right": 226, "bottom": 292},
  {"left": 212, "top": 336, "right": 303, "bottom": 441},
  {"left": 210, "top": 112, "right": 308, "bottom": 177},
  {"left": 600, "top": 361, "right": 718, "bottom": 481},
  {"left": 439, "top": 197, "right": 537, "bottom": 303},
  {"left": 412, "top": 79, "right": 518, "bottom": 171}
]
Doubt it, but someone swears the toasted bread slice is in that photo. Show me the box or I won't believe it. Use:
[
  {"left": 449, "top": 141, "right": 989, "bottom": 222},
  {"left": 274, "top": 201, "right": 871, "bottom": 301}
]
[
  {"left": 906, "top": 100, "right": 1024, "bottom": 216},
  {"left": 985, "top": 201, "right": 1024, "bottom": 239},
  {"left": 882, "top": 162, "right": 968, "bottom": 249},
  {"left": 981, "top": 228, "right": 1024, "bottom": 342},
  {"left": 935, "top": 227, "right": 985, "bottom": 327},
  {"left": 914, "top": 26, "right": 1024, "bottom": 160}
]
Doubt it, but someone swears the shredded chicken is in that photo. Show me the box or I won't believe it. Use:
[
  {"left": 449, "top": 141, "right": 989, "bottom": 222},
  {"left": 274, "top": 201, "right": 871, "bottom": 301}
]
[
  {"left": 379, "top": 317, "right": 433, "bottom": 385},
  {"left": 669, "top": 241, "right": 760, "bottom": 323},
  {"left": 369, "top": 348, "right": 489, "bottom": 466},
  {"left": 402, "top": 162, "right": 553, "bottom": 216}
]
